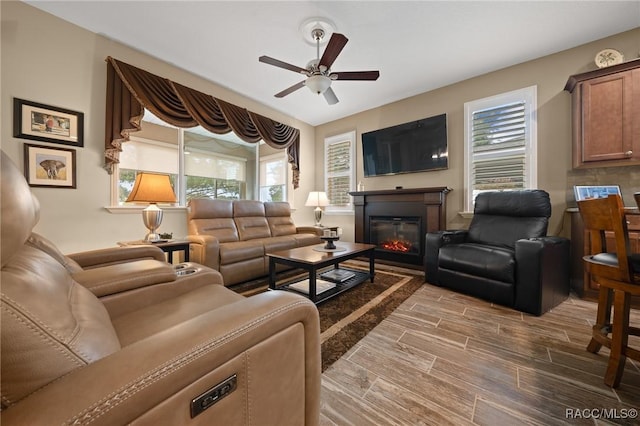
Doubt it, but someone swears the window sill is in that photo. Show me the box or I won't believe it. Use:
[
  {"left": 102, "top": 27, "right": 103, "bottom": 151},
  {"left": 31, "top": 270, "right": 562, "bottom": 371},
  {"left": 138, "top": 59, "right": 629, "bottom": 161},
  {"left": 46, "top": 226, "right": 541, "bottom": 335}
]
[
  {"left": 458, "top": 211, "right": 474, "bottom": 219},
  {"left": 325, "top": 210, "right": 355, "bottom": 216},
  {"left": 104, "top": 206, "right": 187, "bottom": 214}
]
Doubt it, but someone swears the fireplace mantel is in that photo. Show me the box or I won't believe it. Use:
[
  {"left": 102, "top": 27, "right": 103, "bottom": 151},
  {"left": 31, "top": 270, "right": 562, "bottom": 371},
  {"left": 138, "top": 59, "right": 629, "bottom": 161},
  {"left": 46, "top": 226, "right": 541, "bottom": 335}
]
[
  {"left": 349, "top": 187, "right": 451, "bottom": 197},
  {"left": 349, "top": 187, "right": 451, "bottom": 266}
]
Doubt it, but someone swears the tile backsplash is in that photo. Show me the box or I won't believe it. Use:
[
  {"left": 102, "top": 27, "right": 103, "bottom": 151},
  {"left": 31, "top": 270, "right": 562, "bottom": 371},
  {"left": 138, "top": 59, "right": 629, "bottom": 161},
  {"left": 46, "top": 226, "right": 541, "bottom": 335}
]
[{"left": 567, "top": 165, "right": 640, "bottom": 207}]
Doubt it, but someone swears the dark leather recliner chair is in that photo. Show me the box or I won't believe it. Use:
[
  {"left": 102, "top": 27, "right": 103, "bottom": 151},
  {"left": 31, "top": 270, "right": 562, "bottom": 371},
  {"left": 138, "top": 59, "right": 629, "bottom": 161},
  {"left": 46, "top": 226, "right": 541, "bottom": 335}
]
[
  {"left": 0, "top": 151, "right": 321, "bottom": 425},
  {"left": 424, "top": 190, "right": 570, "bottom": 315}
]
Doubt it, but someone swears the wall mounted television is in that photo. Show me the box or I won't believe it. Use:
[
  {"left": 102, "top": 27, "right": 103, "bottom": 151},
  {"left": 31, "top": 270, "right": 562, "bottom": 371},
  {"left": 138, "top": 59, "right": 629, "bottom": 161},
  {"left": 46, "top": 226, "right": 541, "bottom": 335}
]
[{"left": 362, "top": 113, "right": 448, "bottom": 177}]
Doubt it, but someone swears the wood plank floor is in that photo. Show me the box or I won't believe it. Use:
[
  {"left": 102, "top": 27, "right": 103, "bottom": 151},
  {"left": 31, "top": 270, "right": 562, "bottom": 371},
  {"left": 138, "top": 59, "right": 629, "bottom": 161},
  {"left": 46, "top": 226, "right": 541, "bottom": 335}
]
[{"left": 320, "top": 267, "right": 640, "bottom": 425}]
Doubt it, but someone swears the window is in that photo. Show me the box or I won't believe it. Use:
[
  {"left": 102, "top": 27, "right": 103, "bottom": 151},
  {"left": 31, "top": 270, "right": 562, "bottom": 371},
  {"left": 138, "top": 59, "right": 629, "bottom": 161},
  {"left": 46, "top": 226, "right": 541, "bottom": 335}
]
[
  {"left": 184, "top": 146, "right": 246, "bottom": 201},
  {"left": 117, "top": 137, "right": 178, "bottom": 204},
  {"left": 112, "top": 111, "right": 265, "bottom": 206},
  {"left": 463, "top": 86, "right": 537, "bottom": 212},
  {"left": 324, "top": 131, "right": 356, "bottom": 213},
  {"left": 183, "top": 129, "right": 252, "bottom": 201},
  {"left": 259, "top": 153, "right": 287, "bottom": 202}
]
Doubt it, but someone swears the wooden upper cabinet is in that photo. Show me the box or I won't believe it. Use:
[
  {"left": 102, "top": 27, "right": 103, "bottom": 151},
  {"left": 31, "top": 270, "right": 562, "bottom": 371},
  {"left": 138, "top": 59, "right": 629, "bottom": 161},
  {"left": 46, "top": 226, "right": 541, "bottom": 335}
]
[
  {"left": 582, "top": 71, "right": 632, "bottom": 162},
  {"left": 565, "top": 59, "right": 640, "bottom": 168}
]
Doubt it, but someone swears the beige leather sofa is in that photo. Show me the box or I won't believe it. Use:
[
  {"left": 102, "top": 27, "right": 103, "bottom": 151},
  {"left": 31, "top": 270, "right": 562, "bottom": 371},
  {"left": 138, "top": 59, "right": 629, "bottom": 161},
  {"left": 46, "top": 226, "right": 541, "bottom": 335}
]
[
  {"left": 0, "top": 151, "right": 321, "bottom": 425},
  {"left": 187, "top": 199, "right": 323, "bottom": 286}
]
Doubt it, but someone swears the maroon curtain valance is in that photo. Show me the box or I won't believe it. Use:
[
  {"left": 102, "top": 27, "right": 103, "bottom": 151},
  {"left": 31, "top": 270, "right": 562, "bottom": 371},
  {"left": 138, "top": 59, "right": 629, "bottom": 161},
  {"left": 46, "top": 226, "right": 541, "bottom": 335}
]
[{"left": 105, "top": 56, "right": 300, "bottom": 188}]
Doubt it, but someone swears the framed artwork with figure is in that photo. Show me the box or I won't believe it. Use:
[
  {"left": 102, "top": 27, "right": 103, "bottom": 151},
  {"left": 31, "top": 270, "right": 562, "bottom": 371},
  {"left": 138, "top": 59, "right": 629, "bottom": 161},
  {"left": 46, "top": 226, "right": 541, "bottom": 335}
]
[
  {"left": 24, "top": 144, "right": 77, "bottom": 189},
  {"left": 13, "top": 98, "right": 84, "bottom": 147}
]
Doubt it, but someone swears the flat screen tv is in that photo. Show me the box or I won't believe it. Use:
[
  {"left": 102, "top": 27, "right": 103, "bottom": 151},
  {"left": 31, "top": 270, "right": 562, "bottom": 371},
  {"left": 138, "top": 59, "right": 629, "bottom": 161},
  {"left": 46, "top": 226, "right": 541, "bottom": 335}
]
[{"left": 362, "top": 113, "right": 447, "bottom": 177}]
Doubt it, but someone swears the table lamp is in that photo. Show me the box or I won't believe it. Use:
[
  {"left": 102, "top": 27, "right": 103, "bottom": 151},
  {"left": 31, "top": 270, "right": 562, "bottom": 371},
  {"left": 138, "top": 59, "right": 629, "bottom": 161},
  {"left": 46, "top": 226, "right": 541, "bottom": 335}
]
[
  {"left": 126, "top": 172, "right": 177, "bottom": 242},
  {"left": 305, "top": 191, "right": 329, "bottom": 226}
]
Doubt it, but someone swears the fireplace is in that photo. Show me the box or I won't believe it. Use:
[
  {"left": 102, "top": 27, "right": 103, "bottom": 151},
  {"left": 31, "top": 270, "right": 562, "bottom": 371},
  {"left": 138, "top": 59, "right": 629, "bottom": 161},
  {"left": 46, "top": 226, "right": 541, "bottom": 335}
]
[
  {"left": 370, "top": 216, "right": 421, "bottom": 261},
  {"left": 349, "top": 187, "right": 450, "bottom": 266}
]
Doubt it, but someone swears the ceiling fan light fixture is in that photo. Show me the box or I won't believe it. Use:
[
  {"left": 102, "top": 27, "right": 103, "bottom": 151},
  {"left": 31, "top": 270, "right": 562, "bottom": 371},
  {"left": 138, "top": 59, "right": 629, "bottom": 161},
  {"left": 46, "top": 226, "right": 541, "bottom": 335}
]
[{"left": 305, "top": 75, "right": 331, "bottom": 94}]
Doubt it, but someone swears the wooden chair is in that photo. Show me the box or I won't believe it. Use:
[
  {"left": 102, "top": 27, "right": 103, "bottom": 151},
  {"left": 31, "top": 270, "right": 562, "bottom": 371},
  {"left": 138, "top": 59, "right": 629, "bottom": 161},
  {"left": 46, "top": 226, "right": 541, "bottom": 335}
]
[{"left": 577, "top": 194, "right": 640, "bottom": 388}]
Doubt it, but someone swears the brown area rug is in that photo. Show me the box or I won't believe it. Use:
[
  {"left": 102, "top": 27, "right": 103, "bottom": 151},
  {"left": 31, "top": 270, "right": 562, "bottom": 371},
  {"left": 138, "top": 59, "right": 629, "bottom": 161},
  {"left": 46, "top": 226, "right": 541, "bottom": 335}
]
[{"left": 231, "top": 262, "right": 424, "bottom": 371}]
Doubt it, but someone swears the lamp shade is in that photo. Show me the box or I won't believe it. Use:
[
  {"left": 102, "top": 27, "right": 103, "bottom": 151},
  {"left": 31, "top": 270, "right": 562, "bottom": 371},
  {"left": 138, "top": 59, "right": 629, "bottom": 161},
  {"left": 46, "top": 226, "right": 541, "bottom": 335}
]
[
  {"left": 126, "top": 172, "right": 177, "bottom": 204},
  {"left": 305, "top": 75, "right": 331, "bottom": 94},
  {"left": 305, "top": 191, "right": 329, "bottom": 207}
]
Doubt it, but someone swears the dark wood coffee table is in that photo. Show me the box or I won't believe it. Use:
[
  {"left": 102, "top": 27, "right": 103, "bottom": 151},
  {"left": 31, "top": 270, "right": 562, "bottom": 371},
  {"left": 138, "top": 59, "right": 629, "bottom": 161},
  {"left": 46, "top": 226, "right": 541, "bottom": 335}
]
[{"left": 267, "top": 242, "right": 376, "bottom": 304}]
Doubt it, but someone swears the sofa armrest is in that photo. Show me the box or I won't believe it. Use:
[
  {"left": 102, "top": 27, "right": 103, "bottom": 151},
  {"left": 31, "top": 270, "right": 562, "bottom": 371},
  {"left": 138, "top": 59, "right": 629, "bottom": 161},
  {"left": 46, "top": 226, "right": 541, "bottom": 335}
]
[
  {"left": 424, "top": 230, "right": 469, "bottom": 284},
  {"left": 515, "top": 236, "right": 570, "bottom": 315},
  {"left": 187, "top": 235, "right": 221, "bottom": 270},
  {"left": 100, "top": 265, "right": 224, "bottom": 318},
  {"left": 1, "top": 291, "right": 321, "bottom": 426},
  {"left": 72, "top": 259, "right": 177, "bottom": 297},
  {"left": 296, "top": 226, "right": 324, "bottom": 236},
  {"left": 68, "top": 245, "right": 166, "bottom": 268}
]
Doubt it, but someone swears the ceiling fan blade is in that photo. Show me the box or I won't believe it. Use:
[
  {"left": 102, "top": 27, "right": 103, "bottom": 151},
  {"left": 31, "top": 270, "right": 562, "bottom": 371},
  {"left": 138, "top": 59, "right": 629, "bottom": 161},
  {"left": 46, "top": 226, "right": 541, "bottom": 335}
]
[
  {"left": 331, "top": 71, "right": 380, "bottom": 81},
  {"left": 319, "top": 33, "right": 348, "bottom": 69},
  {"left": 259, "top": 56, "right": 308, "bottom": 74},
  {"left": 323, "top": 87, "right": 339, "bottom": 105},
  {"left": 274, "top": 81, "right": 306, "bottom": 98}
]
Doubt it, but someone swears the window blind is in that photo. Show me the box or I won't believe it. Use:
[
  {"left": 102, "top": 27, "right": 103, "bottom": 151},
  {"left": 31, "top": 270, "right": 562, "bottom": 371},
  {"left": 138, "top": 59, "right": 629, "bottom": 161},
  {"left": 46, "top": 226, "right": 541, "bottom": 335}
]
[
  {"left": 327, "top": 176, "right": 351, "bottom": 206},
  {"left": 471, "top": 101, "right": 526, "bottom": 191},
  {"left": 326, "top": 140, "right": 352, "bottom": 206},
  {"left": 259, "top": 157, "right": 286, "bottom": 186},
  {"left": 259, "top": 155, "right": 286, "bottom": 202},
  {"left": 326, "top": 140, "right": 351, "bottom": 174},
  {"left": 472, "top": 103, "right": 526, "bottom": 151},
  {"left": 119, "top": 140, "right": 179, "bottom": 174},
  {"left": 185, "top": 152, "right": 245, "bottom": 181},
  {"left": 473, "top": 155, "right": 525, "bottom": 190}
]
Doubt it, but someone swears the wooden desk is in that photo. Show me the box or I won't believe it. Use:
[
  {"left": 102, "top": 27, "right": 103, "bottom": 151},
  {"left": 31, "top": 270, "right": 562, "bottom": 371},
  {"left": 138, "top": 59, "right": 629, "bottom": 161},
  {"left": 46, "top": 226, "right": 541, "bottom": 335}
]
[{"left": 118, "top": 239, "right": 190, "bottom": 264}]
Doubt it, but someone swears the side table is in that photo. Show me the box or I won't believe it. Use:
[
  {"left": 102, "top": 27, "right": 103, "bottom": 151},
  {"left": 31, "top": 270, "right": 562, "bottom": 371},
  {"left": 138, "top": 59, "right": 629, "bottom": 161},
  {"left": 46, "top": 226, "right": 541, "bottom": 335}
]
[{"left": 118, "top": 239, "right": 190, "bottom": 264}]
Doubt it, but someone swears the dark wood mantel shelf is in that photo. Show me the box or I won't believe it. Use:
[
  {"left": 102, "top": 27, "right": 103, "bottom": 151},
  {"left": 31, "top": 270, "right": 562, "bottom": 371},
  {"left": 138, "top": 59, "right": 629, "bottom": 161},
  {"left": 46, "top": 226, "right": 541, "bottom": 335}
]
[
  {"left": 349, "top": 187, "right": 451, "bottom": 266},
  {"left": 349, "top": 187, "right": 451, "bottom": 197}
]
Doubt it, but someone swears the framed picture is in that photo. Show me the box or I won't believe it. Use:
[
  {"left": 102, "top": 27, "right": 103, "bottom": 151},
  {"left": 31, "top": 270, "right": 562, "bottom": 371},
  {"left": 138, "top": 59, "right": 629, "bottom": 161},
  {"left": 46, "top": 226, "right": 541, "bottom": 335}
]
[
  {"left": 13, "top": 98, "right": 84, "bottom": 147},
  {"left": 574, "top": 185, "right": 621, "bottom": 202},
  {"left": 24, "top": 144, "right": 77, "bottom": 188}
]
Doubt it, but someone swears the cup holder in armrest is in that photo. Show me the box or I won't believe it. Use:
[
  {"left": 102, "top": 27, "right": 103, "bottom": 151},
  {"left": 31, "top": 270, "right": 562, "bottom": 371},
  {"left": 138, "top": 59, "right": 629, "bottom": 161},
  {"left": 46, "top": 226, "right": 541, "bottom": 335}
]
[
  {"left": 176, "top": 268, "right": 197, "bottom": 276},
  {"left": 174, "top": 263, "right": 190, "bottom": 270},
  {"left": 173, "top": 262, "right": 218, "bottom": 280},
  {"left": 175, "top": 262, "right": 201, "bottom": 276}
]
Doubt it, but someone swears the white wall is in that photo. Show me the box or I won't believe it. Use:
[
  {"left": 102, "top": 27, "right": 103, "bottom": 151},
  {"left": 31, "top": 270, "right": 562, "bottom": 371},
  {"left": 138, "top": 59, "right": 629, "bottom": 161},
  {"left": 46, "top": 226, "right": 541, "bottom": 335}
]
[{"left": 1, "top": 2, "right": 317, "bottom": 253}]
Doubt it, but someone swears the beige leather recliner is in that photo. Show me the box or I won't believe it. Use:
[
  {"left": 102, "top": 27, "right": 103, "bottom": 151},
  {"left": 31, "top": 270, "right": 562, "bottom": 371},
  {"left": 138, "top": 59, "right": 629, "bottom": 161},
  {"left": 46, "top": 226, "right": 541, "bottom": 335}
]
[{"left": 0, "top": 151, "right": 321, "bottom": 425}]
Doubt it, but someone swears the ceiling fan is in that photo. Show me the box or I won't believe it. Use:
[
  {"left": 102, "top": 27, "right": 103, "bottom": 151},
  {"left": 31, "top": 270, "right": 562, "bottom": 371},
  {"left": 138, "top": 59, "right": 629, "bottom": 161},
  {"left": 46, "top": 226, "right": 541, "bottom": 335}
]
[{"left": 259, "top": 28, "right": 380, "bottom": 105}]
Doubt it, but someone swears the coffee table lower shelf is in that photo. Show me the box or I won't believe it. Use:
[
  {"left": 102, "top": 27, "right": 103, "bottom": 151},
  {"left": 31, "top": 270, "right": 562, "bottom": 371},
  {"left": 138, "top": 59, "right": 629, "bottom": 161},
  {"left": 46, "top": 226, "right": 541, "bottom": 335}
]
[
  {"left": 267, "top": 242, "right": 376, "bottom": 304},
  {"left": 274, "top": 267, "right": 371, "bottom": 304}
]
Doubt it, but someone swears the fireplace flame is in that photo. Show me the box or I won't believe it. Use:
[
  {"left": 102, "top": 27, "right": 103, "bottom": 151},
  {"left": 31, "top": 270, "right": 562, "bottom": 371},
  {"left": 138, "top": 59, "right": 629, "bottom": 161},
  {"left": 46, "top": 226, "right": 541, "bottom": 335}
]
[{"left": 380, "top": 239, "right": 413, "bottom": 252}]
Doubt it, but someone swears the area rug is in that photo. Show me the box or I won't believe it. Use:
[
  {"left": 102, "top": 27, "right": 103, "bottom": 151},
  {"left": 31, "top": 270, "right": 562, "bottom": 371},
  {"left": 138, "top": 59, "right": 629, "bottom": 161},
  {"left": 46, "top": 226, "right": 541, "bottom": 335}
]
[{"left": 231, "top": 262, "right": 424, "bottom": 371}]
